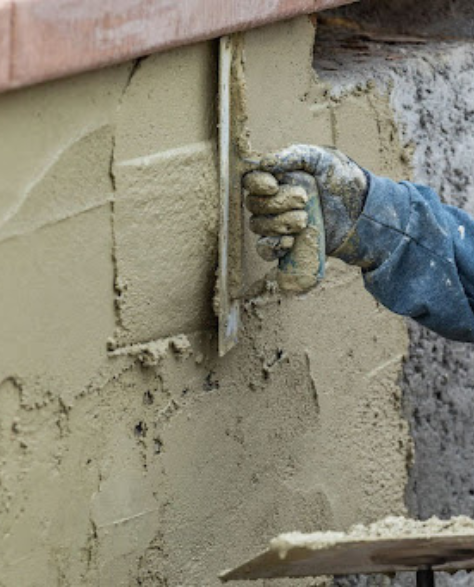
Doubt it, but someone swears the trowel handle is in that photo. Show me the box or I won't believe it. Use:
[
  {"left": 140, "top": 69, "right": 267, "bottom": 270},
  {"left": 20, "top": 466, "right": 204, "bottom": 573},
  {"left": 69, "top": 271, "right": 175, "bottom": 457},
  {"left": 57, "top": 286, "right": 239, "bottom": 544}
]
[{"left": 277, "top": 171, "right": 326, "bottom": 292}]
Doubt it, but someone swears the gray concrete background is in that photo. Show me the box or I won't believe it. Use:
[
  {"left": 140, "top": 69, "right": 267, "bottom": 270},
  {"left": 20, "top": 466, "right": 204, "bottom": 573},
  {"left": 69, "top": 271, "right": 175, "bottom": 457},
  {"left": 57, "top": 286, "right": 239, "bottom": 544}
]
[
  {"left": 334, "top": 0, "right": 474, "bottom": 39},
  {"left": 319, "top": 1, "right": 474, "bottom": 584}
]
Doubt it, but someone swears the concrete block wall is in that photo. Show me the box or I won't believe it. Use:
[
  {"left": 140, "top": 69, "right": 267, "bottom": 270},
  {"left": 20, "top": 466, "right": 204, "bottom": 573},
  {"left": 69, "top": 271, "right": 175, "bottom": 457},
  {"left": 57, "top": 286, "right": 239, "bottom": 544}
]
[{"left": 0, "top": 16, "right": 413, "bottom": 586}]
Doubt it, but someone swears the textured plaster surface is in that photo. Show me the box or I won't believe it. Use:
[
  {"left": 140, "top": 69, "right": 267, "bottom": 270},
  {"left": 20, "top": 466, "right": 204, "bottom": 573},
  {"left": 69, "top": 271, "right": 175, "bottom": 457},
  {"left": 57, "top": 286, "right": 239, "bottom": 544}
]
[
  {"left": 0, "top": 16, "right": 410, "bottom": 586},
  {"left": 317, "top": 2, "right": 474, "bottom": 585}
]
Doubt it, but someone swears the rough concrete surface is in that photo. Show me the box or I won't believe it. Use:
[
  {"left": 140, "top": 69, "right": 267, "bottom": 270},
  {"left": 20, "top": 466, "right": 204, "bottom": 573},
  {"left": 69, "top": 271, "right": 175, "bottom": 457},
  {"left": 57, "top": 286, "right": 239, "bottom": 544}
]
[
  {"left": 318, "top": 1, "right": 474, "bottom": 585},
  {"left": 0, "top": 15, "right": 412, "bottom": 587}
]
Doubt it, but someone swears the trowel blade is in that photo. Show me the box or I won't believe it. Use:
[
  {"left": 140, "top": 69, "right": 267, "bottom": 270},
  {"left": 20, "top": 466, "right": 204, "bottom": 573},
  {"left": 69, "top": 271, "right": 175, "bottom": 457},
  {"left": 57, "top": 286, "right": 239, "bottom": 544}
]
[{"left": 217, "top": 35, "right": 244, "bottom": 357}]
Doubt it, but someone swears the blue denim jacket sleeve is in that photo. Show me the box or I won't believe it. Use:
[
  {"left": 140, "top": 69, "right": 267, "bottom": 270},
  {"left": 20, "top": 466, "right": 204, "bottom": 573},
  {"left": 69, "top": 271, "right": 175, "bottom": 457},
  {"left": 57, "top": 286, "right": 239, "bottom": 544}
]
[{"left": 333, "top": 172, "right": 474, "bottom": 342}]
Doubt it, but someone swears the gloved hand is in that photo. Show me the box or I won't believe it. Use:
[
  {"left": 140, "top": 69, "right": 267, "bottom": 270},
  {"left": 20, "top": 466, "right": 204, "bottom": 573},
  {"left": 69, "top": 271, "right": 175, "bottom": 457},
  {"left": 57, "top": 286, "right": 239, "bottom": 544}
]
[{"left": 243, "top": 145, "right": 368, "bottom": 260}]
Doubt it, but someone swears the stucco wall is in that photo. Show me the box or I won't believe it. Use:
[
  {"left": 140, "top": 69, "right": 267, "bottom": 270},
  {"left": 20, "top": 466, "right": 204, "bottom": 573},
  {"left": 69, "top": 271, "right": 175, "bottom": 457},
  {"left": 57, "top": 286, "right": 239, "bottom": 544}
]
[{"left": 0, "top": 17, "right": 411, "bottom": 586}]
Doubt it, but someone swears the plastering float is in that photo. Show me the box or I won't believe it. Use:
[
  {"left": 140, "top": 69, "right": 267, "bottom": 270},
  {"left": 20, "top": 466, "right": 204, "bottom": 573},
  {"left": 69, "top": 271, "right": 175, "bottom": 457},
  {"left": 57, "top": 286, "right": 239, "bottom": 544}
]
[{"left": 220, "top": 516, "right": 474, "bottom": 586}]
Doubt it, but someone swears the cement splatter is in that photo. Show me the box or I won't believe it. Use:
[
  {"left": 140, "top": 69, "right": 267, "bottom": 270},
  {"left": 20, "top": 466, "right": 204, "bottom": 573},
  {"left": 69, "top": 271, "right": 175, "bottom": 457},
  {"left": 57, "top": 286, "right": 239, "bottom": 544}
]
[{"left": 108, "top": 334, "right": 193, "bottom": 367}]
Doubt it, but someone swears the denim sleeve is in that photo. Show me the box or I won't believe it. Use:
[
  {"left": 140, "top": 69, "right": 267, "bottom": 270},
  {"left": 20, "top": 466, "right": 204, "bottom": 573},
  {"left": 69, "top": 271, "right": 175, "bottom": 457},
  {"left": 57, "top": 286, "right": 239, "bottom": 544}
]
[{"left": 332, "top": 172, "right": 474, "bottom": 342}]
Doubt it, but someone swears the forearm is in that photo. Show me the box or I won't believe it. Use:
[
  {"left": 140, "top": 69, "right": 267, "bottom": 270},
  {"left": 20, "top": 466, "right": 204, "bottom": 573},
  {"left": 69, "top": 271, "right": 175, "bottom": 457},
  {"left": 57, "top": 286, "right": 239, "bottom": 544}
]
[{"left": 333, "top": 173, "right": 474, "bottom": 342}]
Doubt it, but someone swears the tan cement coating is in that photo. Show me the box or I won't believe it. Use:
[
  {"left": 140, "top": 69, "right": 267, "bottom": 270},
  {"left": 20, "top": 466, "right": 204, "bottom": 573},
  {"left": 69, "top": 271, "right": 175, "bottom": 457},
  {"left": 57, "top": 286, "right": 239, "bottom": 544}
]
[
  {"left": 243, "top": 171, "right": 279, "bottom": 196},
  {"left": 246, "top": 185, "right": 308, "bottom": 215},
  {"left": 0, "top": 16, "right": 413, "bottom": 587},
  {"left": 250, "top": 210, "right": 309, "bottom": 236},
  {"left": 256, "top": 235, "right": 296, "bottom": 262}
]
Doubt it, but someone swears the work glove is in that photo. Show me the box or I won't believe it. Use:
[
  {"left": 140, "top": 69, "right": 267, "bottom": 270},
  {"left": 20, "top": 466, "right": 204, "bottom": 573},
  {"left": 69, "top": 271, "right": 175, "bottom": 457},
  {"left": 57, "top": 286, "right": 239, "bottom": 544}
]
[{"left": 243, "top": 145, "right": 368, "bottom": 261}]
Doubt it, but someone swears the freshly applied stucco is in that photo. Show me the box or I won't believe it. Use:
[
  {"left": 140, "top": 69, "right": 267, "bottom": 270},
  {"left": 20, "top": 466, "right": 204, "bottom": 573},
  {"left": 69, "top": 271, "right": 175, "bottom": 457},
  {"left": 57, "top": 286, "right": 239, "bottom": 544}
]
[{"left": 0, "top": 16, "right": 411, "bottom": 586}]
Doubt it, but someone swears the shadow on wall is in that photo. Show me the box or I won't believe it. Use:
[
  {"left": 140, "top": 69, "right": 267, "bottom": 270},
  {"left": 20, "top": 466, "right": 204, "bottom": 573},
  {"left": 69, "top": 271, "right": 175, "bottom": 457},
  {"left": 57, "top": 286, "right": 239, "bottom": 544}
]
[{"left": 335, "top": 0, "right": 474, "bottom": 39}]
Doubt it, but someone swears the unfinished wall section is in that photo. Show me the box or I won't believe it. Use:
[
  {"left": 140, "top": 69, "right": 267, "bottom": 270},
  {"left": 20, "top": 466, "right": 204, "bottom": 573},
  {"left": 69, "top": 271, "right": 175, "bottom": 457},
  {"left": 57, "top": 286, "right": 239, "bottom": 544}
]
[
  {"left": 318, "top": 1, "right": 474, "bottom": 585},
  {"left": 0, "top": 16, "right": 411, "bottom": 587}
]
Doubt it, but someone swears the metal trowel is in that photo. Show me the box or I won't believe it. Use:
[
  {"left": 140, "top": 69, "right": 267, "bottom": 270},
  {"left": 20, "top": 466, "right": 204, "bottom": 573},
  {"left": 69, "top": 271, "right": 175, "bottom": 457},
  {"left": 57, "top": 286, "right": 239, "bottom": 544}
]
[{"left": 217, "top": 35, "right": 325, "bottom": 357}]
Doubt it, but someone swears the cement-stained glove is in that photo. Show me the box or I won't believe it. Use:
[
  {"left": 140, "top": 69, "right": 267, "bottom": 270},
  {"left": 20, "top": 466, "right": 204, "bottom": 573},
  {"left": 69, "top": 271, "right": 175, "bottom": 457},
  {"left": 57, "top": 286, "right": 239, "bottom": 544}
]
[{"left": 244, "top": 145, "right": 368, "bottom": 260}]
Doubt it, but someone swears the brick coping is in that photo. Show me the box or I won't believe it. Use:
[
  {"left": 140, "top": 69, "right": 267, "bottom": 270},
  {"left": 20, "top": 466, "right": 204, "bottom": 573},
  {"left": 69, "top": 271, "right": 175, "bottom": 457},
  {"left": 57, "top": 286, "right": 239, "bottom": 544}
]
[{"left": 0, "top": 0, "right": 355, "bottom": 93}]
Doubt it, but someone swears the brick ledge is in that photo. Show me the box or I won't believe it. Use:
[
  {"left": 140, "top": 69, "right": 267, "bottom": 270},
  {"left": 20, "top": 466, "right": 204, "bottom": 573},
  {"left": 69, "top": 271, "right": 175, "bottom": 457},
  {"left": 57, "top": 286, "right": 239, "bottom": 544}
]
[{"left": 0, "top": 0, "right": 356, "bottom": 93}]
